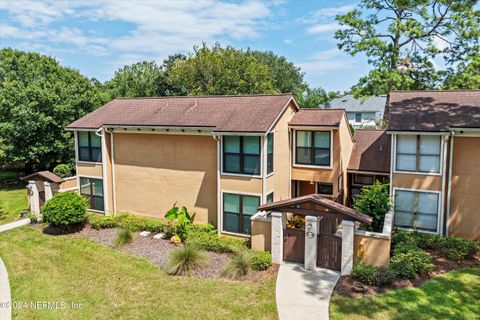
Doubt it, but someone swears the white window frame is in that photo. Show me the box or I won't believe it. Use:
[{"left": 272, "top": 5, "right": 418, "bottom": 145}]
[
  {"left": 392, "top": 187, "right": 442, "bottom": 234},
  {"left": 292, "top": 129, "right": 334, "bottom": 170},
  {"left": 392, "top": 133, "right": 445, "bottom": 176}
]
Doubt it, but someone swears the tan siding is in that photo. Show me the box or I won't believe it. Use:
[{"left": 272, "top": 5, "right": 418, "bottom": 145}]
[
  {"left": 77, "top": 162, "right": 102, "bottom": 178},
  {"left": 114, "top": 133, "right": 217, "bottom": 225},
  {"left": 220, "top": 175, "right": 262, "bottom": 194},
  {"left": 338, "top": 116, "right": 354, "bottom": 202},
  {"left": 354, "top": 234, "right": 390, "bottom": 266},
  {"left": 392, "top": 173, "right": 442, "bottom": 191},
  {"left": 449, "top": 137, "right": 480, "bottom": 240}
]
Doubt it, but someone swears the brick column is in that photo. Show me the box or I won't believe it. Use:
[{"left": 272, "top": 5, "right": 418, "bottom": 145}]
[
  {"left": 28, "top": 181, "right": 40, "bottom": 216},
  {"left": 341, "top": 219, "right": 355, "bottom": 275},
  {"left": 304, "top": 215, "right": 318, "bottom": 271},
  {"left": 271, "top": 211, "right": 284, "bottom": 264}
]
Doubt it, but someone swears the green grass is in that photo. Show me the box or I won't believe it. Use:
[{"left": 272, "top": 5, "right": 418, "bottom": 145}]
[
  {"left": 330, "top": 267, "right": 480, "bottom": 320},
  {"left": 0, "top": 185, "right": 28, "bottom": 224},
  {"left": 0, "top": 227, "right": 277, "bottom": 320}
]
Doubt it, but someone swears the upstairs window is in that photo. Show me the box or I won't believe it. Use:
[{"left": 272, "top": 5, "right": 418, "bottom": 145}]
[
  {"left": 396, "top": 135, "right": 441, "bottom": 173},
  {"left": 223, "top": 136, "right": 261, "bottom": 175},
  {"left": 295, "top": 131, "right": 331, "bottom": 167},
  {"left": 267, "top": 133, "right": 274, "bottom": 174},
  {"left": 78, "top": 131, "right": 102, "bottom": 163}
]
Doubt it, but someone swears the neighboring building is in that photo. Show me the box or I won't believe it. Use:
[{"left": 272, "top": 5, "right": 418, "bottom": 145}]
[
  {"left": 347, "top": 129, "right": 390, "bottom": 204},
  {"left": 387, "top": 90, "right": 480, "bottom": 240},
  {"left": 324, "top": 95, "right": 387, "bottom": 128},
  {"left": 66, "top": 94, "right": 353, "bottom": 238}
]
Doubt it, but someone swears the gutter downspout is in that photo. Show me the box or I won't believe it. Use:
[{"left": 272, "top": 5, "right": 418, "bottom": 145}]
[
  {"left": 105, "top": 128, "right": 117, "bottom": 215},
  {"left": 262, "top": 134, "right": 267, "bottom": 203},
  {"left": 440, "top": 135, "right": 449, "bottom": 236},
  {"left": 95, "top": 128, "right": 109, "bottom": 214},
  {"left": 213, "top": 134, "right": 221, "bottom": 235},
  {"left": 445, "top": 131, "right": 455, "bottom": 237}
]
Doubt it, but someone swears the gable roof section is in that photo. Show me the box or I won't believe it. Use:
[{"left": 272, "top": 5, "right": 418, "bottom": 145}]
[
  {"left": 258, "top": 193, "right": 372, "bottom": 224},
  {"left": 348, "top": 130, "right": 391, "bottom": 173},
  {"left": 289, "top": 109, "right": 345, "bottom": 127},
  {"left": 387, "top": 90, "right": 480, "bottom": 132},
  {"left": 21, "top": 171, "right": 63, "bottom": 183},
  {"left": 66, "top": 94, "right": 296, "bottom": 133},
  {"left": 324, "top": 94, "right": 386, "bottom": 115}
]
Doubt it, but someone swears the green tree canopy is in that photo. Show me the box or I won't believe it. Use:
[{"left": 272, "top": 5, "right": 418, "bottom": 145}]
[
  {"left": 336, "top": 0, "right": 480, "bottom": 96},
  {"left": 0, "top": 48, "right": 101, "bottom": 170}
]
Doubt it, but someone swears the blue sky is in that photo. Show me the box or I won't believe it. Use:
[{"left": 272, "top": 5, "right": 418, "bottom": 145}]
[{"left": 0, "top": 0, "right": 371, "bottom": 92}]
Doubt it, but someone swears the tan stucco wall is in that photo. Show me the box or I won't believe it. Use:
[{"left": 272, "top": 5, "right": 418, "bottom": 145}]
[
  {"left": 251, "top": 220, "right": 272, "bottom": 252},
  {"left": 354, "top": 234, "right": 390, "bottom": 266},
  {"left": 338, "top": 116, "right": 354, "bottom": 202},
  {"left": 220, "top": 175, "right": 262, "bottom": 194},
  {"left": 449, "top": 137, "right": 480, "bottom": 240},
  {"left": 77, "top": 162, "right": 102, "bottom": 178},
  {"left": 114, "top": 133, "right": 217, "bottom": 225},
  {"left": 392, "top": 173, "right": 442, "bottom": 191}
]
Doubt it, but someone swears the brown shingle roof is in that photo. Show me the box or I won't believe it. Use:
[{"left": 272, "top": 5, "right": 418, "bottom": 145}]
[
  {"left": 258, "top": 193, "right": 372, "bottom": 224},
  {"left": 21, "top": 171, "right": 63, "bottom": 183},
  {"left": 66, "top": 94, "right": 296, "bottom": 133},
  {"left": 289, "top": 109, "right": 344, "bottom": 127},
  {"left": 348, "top": 130, "right": 391, "bottom": 173},
  {"left": 387, "top": 90, "right": 480, "bottom": 132}
]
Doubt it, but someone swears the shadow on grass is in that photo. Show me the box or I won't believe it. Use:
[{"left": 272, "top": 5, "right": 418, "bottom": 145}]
[{"left": 332, "top": 268, "right": 480, "bottom": 320}]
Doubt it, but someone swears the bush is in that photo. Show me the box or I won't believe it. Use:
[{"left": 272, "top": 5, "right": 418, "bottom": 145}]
[
  {"left": 351, "top": 263, "right": 395, "bottom": 286},
  {"left": 250, "top": 251, "right": 272, "bottom": 271},
  {"left": 353, "top": 181, "right": 390, "bottom": 232},
  {"left": 41, "top": 192, "right": 88, "bottom": 227},
  {"left": 441, "top": 237, "right": 479, "bottom": 260},
  {"left": 186, "top": 228, "right": 248, "bottom": 253},
  {"left": 390, "top": 249, "right": 434, "bottom": 279},
  {"left": 88, "top": 213, "right": 174, "bottom": 235},
  {"left": 115, "top": 228, "right": 133, "bottom": 247},
  {"left": 165, "top": 244, "right": 207, "bottom": 276},
  {"left": 53, "top": 164, "right": 72, "bottom": 178},
  {"left": 222, "top": 250, "right": 251, "bottom": 279}
]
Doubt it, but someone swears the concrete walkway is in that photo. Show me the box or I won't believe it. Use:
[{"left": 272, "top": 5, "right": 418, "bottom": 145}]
[
  {"left": 0, "top": 218, "right": 30, "bottom": 233},
  {"left": 0, "top": 257, "right": 12, "bottom": 320},
  {"left": 276, "top": 262, "right": 340, "bottom": 320}
]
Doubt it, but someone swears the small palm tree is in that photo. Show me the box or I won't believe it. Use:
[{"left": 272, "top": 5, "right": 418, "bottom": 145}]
[{"left": 165, "top": 244, "right": 207, "bottom": 276}]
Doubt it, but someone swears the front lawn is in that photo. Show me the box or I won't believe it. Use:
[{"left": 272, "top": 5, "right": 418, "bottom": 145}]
[
  {"left": 0, "top": 185, "right": 28, "bottom": 224},
  {"left": 330, "top": 267, "right": 480, "bottom": 320},
  {"left": 0, "top": 227, "right": 277, "bottom": 320}
]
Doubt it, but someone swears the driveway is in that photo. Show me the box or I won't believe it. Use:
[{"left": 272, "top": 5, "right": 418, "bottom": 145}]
[{"left": 276, "top": 262, "right": 340, "bottom": 320}]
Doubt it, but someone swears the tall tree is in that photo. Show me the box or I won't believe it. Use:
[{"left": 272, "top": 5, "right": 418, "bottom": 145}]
[
  {"left": 335, "top": 0, "right": 480, "bottom": 96},
  {"left": 295, "top": 87, "right": 330, "bottom": 108},
  {"left": 0, "top": 48, "right": 101, "bottom": 171},
  {"left": 167, "top": 43, "right": 276, "bottom": 95},
  {"left": 106, "top": 61, "right": 167, "bottom": 98}
]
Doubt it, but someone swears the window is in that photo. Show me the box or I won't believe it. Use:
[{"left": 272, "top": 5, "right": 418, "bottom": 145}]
[
  {"left": 267, "top": 133, "right": 274, "bottom": 174},
  {"left": 295, "top": 131, "right": 331, "bottom": 167},
  {"left": 223, "top": 193, "right": 260, "bottom": 235},
  {"left": 317, "top": 183, "right": 333, "bottom": 195},
  {"left": 396, "top": 135, "right": 441, "bottom": 173},
  {"left": 223, "top": 136, "right": 260, "bottom": 175},
  {"left": 353, "top": 174, "right": 374, "bottom": 186},
  {"left": 79, "top": 177, "right": 104, "bottom": 211},
  {"left": 355, "top": 112, "right": 362, "bottom": 123},
  {"left": 78, "top": 131, "right": 102, "bottom": 163},
  {"left": 394, "top": 190, "right": 439, "bottom": 232},
  {"left": 266, "top": 192, "right": 274, "bottom": 203}
]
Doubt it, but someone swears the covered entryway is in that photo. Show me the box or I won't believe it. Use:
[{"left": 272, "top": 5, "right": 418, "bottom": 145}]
[{"left": 258, "top": 194, "right": 372, "bottom": 275}]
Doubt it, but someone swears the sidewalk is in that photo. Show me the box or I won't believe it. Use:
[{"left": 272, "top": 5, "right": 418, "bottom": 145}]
[
  {"left": 276, "top": 262, "right": 340, "bottom": 320},
  {"left": 0, "top": 218, "right": 30, "bottom": 233}
]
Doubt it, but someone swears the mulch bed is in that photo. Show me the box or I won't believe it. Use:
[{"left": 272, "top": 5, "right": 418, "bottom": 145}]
[
  {"left": 334, "top": 251, "right": 480, "bottom": 298},
  {"left": 33, "top": 224, "right": 278, "bottom": 281}
]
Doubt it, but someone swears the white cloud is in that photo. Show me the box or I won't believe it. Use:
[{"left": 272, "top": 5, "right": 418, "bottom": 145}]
[
  {"left": 312, "top": 5, "right": 355, "bottom": 18},
  {"left": 307, "top": 22, "right": 345, "bottom": 34}
]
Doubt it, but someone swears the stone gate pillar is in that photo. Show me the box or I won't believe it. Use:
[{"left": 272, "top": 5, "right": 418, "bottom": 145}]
[
  {"left": 304, "top": 215, "right": 318, "bottom": 271},
  {"left": 341, "top": 220, "right": 355, "bottom": 275},
  {"left": 271, "top": 211, "right": 284, "bottom": 264},
  {"left": 28, "top": 180, "right": 40, "bottom": 216},
  {"left": 44, "top": 181, "right": 54, "bottom": 202}
]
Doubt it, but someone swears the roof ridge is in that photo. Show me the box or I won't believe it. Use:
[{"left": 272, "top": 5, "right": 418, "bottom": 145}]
[
  {"left": 113, "top": 93, "right": 293, "bottom": 100},
  {"left": 390, "top": 89, "right": 480, "bottom": 93}
]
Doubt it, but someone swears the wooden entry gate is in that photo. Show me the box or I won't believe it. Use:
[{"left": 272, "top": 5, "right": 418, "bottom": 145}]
[
  {"left": 283, "top": 228, "right": 305, "bottom": 263},
  {"left": 316, "top": 217, "right": 342, "bottom": 271}
]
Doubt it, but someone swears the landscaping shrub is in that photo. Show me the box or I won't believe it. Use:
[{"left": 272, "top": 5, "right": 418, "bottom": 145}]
[
  {"left": 222, "top": 250, "right": 251, "bottom": 279},
  {"left": 390, "top": 250, "right": 434, "bottom": 279},
  {"left": 351, "top": 263, "right": 395, "bottom": 286},
  {"left": 440, "top": 237, "right": 479, "bottom": 260},
  {"left": 165, "top": 244, "right": 207, "bottom": 276},
  {"left": 88, "top": 213, "right": 173, "bottom": 235},
  {"left": 114, "top": 228, "right": 133, "bottom": 247},
  {"left": 186, "top": 228, "right": 248, "bottom": 253},
  {"left": 250, "top": 251, "right": 272, "bottom": 271},
  {"left": 41, "top": 192, "right": 88, "bottom": 227},
  {"left": 53, "top": 164, "right": 72, "bottom": 178},
  {"left": 353, "top": 181, "right": 390, "bottom": 232}
]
